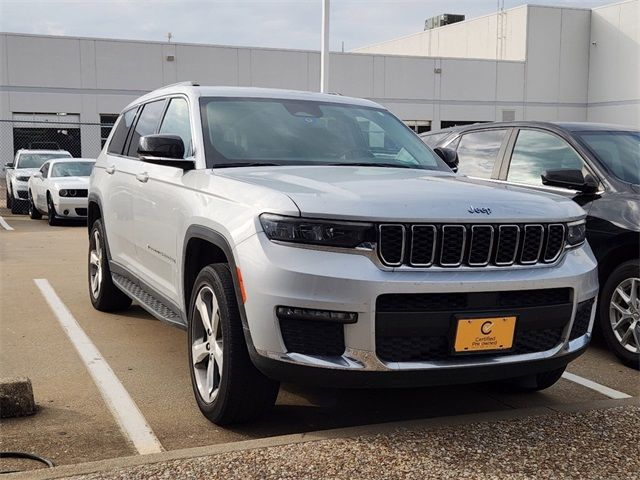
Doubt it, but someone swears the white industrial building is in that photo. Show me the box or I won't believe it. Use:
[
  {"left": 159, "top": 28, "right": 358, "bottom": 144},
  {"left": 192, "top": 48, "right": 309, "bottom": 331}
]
[{"left": 0, "top": 0, "right": 637, "bottom": 168}]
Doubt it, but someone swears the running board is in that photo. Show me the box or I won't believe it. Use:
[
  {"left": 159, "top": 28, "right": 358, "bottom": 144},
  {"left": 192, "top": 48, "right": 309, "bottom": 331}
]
[{"left": 111, "top": 272, "right": 185, "bottom": 328}]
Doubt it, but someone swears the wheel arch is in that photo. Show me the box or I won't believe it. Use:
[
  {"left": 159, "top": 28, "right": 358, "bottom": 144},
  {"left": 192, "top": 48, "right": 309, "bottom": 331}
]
[{"left": 597, "top": 233, "right": 640, "bottom": 284}]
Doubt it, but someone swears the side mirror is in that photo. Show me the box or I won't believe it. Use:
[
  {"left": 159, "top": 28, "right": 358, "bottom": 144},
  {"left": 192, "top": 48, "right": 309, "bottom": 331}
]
[
  {"left": 433, "top": 147, "right": 459, "bottom": 173},
  {"left": 541, "top": 169, "right": 598, "bottom": 194},
  {"left": 138, "top": 135, "right": 194, "bottom": 170},
  {"left": 33, "top": 172, "right": 43, "bottom": 179},
  {"left": 5, "top": 162, "right": 14, "bottom": 170}
]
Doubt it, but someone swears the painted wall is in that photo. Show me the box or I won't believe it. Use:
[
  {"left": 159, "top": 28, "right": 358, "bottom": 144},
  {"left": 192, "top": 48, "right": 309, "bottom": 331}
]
[
  {"left": 587, "top": 0, "right": 639, "bottom": 126},
  {"left": 353, "top": 6, "right": 528, "bottom": 61}
]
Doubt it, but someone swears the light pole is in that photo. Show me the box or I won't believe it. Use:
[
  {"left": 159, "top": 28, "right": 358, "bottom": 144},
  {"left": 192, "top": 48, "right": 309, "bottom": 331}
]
[{"left": 320, "top": 0, "right": 330, "bottom": 93}]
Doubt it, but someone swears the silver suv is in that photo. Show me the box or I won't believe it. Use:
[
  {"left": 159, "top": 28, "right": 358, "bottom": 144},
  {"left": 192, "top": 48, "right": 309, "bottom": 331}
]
[{"left": 88, "top": 83, "right": 599, "bottom": 424}]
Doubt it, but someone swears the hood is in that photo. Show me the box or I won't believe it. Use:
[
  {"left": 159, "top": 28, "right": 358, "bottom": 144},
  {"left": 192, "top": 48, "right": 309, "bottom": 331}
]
[
  {"left": 14, "top": 168, "right": 39, "bottom": 178},
  {"left": 52, "top": 177, "right": 90, "bottom": 190},
  {"left": 217, "top": 166, "right": 585, "bottom": 223}
]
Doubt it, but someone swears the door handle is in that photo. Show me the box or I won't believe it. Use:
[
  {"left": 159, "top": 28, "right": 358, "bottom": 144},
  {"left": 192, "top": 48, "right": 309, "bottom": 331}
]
[
  {"left": 136, "top": 172, "right": 149, "bottom": 183},
  {"left": 105, "top": 165, "right": 116, "bottom": 175}
]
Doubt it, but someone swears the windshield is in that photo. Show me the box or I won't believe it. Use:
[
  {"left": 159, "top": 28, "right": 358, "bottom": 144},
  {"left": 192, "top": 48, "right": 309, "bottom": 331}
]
[
  {"left": 17, "top": 152, "right": 72, "bottom": 169},
  {"left": 200, "top": 98, "right": 447, "bottom": 170},
  {"left": 577, "top": 131, "right": 640, "bottom": 185},
  {"left": 51, "top": 162, "right": 94, "bottom": 178}
]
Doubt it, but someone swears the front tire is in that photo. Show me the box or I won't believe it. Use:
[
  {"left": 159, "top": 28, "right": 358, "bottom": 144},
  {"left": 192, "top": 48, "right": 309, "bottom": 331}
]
[
  {"left": 6, "top": 186, "right": 12, "bottom": 209},
  {"left": 46, "top": 193, "right": 59, "bottom": 226},
  {"left": 88, "top": 219, "right": 132, "bottom": 312},
  {"left": 188, "top": 264, "right": 279, "bottom": 425},
  {"left": 28, "top": 191, "right": 42, "bottom": 220},
  {"left": 599, "top": 260, "right": 640, "bottom": 370}
]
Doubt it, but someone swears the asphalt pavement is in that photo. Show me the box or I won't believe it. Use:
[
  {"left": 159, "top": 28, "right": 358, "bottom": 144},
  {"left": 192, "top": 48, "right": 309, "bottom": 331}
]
[{"left": 1, "top": 199, "right": 638, "bottom": 478}]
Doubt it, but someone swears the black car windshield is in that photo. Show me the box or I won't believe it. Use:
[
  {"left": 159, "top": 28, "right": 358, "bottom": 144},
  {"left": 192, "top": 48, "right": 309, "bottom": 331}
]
[
  {"left": 577, "top": 131, "right": 640, "bottom": 185},
  {"left": 17, "top": 153, "right": 72, "bottom": 169},
  {"left": 51, "top": 162, "right": 94, "bottom": 178},
  {"left": 200, "top": 98, "right": 448, "bottom": 170}
]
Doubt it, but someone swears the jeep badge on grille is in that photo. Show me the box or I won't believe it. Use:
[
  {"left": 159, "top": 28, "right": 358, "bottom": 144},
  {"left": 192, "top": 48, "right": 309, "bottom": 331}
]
[{"left": 468, "top": 206, "right": 492, "bottom": 215}]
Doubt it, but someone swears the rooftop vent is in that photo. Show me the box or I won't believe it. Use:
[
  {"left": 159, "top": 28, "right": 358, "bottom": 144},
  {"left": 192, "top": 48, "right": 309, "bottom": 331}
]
[{"left": 424, "top": 14, "right": 465, "bottom": 31}]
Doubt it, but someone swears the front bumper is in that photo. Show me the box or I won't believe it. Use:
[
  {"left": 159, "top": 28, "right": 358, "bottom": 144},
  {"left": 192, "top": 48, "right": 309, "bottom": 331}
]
[
  {"left": 52, "top": 196, "right": 88, "bottom": 218},
  {"left": 236, "top": 233, "right": 599, "bottom": 385},
  {"left": 11, "top": 180, "right": 29, "bottom": 200}
]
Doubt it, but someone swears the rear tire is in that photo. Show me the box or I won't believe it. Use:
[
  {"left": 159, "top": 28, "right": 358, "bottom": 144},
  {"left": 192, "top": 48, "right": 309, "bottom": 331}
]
[
  {"left": 47, "top": 193, "right": 59, "bottom": 226},
  {"left": 88, "top": 218, "right": 132, "bottom": 312},
  {"left": 599, "top": 260, "right": 640, "bottom": 370},
  {"left": 28, "top": 191, "right": 42, "bottom": 220},
  {"left": 501, "top": 366, "right": 566, "bottom": 392},
  {"left": 188, "top": 264, "right": 279, "bottom": 425}
]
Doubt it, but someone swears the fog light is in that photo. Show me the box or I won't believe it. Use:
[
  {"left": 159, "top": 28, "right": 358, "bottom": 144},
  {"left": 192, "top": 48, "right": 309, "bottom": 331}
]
[
  {"left": 63, "top": 209, "right": 69, "bottom": 215},
  {"left": 276, "top": 306, "right": 358, "bottom": 324}
]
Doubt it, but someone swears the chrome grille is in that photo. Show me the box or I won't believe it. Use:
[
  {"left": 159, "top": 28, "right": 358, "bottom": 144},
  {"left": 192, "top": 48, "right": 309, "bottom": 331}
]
[{"left": 377, "top": 223, "right": 567, "bottom": 268}]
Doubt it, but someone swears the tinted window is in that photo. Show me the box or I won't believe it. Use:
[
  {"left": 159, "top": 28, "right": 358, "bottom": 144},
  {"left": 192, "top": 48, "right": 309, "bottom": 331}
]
[
  {"left": 158, "top": 98, "right": 192, "bottom": 158},
  {"left": 455, "top": 129, "right": 507, "bottom": 178},
  {"left": 16, "top": 152, "right": 71, "bottom": 169},
  {"left": 508, "top": 129, "right": 586, "bottom": 186},
  {"left": 107, "top": 109, "right": 137, "bottom": 155},
  {"left": 200, "top": 98, "right": 446, "bottom": 170},
  {"left": 51, "top": 162, "right": 94, "bottom": 177},
  {"left": 577, "top": 131, "right": 640, "bottom": 185},
  {"left": 126, "top": 100, "right": 166, "bottom": 157}
]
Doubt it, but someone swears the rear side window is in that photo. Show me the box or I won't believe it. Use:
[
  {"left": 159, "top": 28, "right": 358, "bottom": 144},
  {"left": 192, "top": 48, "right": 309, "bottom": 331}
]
[
  {"left": 126, "top": 100, "right": 166, "bottom": 157},
  {"left": 455, "top": 129, "right": 507, "bottom": 179},
  {"left": 107, "top": 109, "right": 137, "bottom": 155},
  {"left": 158, "top": 98, "right": 192, "bottom": 158}
]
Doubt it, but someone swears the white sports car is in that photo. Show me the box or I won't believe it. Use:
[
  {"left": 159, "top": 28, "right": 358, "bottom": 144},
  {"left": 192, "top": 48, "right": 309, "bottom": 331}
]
[{"left": 27, "top": 158, "right": 95, "bottom": 225}]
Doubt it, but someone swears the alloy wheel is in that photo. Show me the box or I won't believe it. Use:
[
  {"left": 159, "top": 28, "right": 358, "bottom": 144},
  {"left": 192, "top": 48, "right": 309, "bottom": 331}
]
[
  {"left": 192, "top": 285, "right": 224, "bottom": 403},
  {"left": 89, "top": 230, "right": 103, "bottom": 299},
  {"left": 609, "top": 277, "right": 640, "bottom": 354}
]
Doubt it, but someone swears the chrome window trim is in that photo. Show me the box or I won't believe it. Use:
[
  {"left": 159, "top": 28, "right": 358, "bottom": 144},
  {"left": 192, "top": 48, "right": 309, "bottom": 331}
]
[
  {"left": 409, "top": 225, "right": 437, "bottom": 267},
  {"left": 440, "top": 225, "right": 466, "bottom": 267},
  {"left": 495, "top": 224, "right": 520, "bottom": 266},
  {"left": 468, "top": 225, "right": 494, "bottom": 267},
  {"left": 544, "top": 223, "right": 566, "bottom": 262},
  {"left": 520, "top": 224, "right": 544, "bottom": 265},
  {"left": 378, "top": 224, "right": 405, "bottom": 267}
]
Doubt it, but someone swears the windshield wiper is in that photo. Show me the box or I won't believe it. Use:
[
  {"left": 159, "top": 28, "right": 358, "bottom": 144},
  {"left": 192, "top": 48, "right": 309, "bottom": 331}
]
[
  {"left": 323, "top": 162, "right": 421, "bottom": 169},
  {"left": 213, "top": 162, "right": 282, "bottom": 169}
]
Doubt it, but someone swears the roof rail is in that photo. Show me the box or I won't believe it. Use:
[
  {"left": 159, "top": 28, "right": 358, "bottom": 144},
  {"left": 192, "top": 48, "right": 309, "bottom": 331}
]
[{"left": 160, "top": 81, "right": 200, "bottom": 89}]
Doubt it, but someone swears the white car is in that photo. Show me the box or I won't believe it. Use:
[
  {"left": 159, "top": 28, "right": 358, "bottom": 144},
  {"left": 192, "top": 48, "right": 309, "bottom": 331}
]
[
  {"left": 89, "top": 83, "right": 598, "bottom": 425},
  {"left": 28, "top": 158, "right": 94, "bottom": 225},
  {"left": 5, "top": 149, "right": 72, "bottom": 214}
]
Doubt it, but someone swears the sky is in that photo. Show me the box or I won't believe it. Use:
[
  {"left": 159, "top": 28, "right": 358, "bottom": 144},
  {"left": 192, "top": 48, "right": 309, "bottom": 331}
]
[{"left": 0, "top": 0, "right": 613, "bottom": 51}]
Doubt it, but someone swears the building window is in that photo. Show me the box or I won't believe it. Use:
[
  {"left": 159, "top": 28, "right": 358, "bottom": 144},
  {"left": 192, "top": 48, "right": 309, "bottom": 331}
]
[
  {"left": 404, "top": 120, "right": 431, "bottom": 134},
  {"left": 100, "top": 114, "right": 119, "bottom": 147}
]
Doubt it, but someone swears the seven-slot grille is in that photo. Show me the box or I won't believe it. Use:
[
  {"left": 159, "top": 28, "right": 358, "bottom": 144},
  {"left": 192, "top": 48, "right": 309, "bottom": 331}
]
[{"left": 378, "top": 223, "right": 566, "bottom": 268}]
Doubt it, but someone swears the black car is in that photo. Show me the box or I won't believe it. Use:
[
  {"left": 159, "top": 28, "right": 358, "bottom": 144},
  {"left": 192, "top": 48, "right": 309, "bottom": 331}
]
[{"left": 422, "top": 122, "right": 640, "bottom": 369}]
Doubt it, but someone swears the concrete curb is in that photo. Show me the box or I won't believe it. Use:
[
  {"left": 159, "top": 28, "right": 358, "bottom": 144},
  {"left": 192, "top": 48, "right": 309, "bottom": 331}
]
[
  {"left": 6, "top": 395, "right": 638, "bottom": 479},
  {"left": 0, "top": 377, "right": 35, "bottom": 418}
]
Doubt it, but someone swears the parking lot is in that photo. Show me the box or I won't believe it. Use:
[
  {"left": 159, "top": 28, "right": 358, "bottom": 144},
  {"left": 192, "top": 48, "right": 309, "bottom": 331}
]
[{"left": 1, "top": 199, "right": 639, "bottom": 477}]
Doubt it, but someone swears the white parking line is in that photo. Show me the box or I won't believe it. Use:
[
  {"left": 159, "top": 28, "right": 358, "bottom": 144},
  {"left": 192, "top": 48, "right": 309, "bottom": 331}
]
[
  {"left": 562, "top": 371, "right": 632, "bottom": 399},
  {"left": 0, "top": 215, "right": 14, "bottom": 231},
  {"left": 34, "top": 279, "right": 164, "bottom": 455}
]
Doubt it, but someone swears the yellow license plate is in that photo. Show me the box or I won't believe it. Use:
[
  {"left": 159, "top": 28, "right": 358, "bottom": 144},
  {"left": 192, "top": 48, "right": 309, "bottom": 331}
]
[{"left": 454, "top": 316, "right": 516, "bottom": 353}]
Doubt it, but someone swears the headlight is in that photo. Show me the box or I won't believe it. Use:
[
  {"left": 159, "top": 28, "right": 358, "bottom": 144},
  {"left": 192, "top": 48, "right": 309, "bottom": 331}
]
[
  {"left": 260, "top": 214, "right": 375, "bottom": 248},
  {"left": 59, "top": 189, "right": 68, "bottom": 197},
  {"left": 16, "top": 176, "right": 30, "bottom": 182},
  {"left": 566, "top": 220, "right": 586, "bottom": 246}
]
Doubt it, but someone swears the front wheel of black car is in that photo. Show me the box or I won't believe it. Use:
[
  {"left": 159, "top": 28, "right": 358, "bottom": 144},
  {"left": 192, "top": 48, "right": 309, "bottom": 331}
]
[
  {"left": 188, "top": 264, "right": 279, "bottom": 425},
  {"left": 599, "top": 260, "right": 640, "bottom": 370}
]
